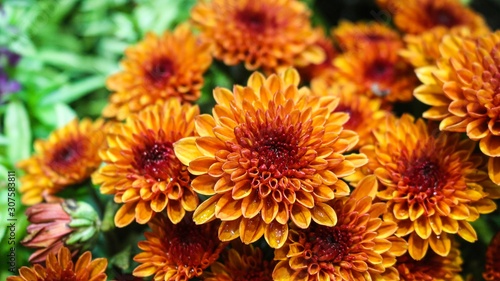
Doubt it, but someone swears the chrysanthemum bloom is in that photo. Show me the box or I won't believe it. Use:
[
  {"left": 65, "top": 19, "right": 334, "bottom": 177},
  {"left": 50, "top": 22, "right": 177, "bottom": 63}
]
[
  {"left": 332, "top": 21, "right": 402, "bottom": 53},
  {"left": 102, "top": 23, "right": 212, "bottom": 121},
  {"left": 174, "top": 68, "right": 367, "bottom": 248},
  {"left": 413, "top": 31, "right": 500, "bottom": 184},
  {"left": 312, "top": 81, "right": 389, "bottom": 149},
  {"left": 190, "top": 0, "right": 324, "bottom": 73},
  {"left": 133, "top": 213, "right": 226, "bottom": 281},
  {"left": 22, "top": 200, "right": 101, "bottom": 264},
  {"left": 396, "top": 243, "right": 463, "bottom": 281},
  {"left": 273, "top": 175, "right": 407, "bottom": 281},
  {"left": 296, "top": 32, "right": 337, "bottom": 82},
  {"left": 392, "top": 0, "right": 489, "bottom": 35},
  {"left": 332, "top": 44, "right": 417, "bottom": 105},
  {"left": 400, "top": 26, "right": 488, "bottom": 68},
  {"left": 203, "top": 242, "right": 276, "bottom": 281},
  {"left": 484, "top": 230, "right": 500, "bottom": 280},
  {"left": 355, "top": 114, "right": 497, "bottom": 260},
  {"left": 18, "top": 118, "right": 106, "bottom": 205},
  {"left": 93, "top": 99, "right": 200, "bottom": 227},
  {"left": 7, "top": 246, "right": 107, "bottom": 281}
]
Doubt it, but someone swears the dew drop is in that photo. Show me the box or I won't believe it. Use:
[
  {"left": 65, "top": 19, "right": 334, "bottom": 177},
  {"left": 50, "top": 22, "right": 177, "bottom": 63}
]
[{"left": 436, "top": 235, "right": 441, "bottom": 239}]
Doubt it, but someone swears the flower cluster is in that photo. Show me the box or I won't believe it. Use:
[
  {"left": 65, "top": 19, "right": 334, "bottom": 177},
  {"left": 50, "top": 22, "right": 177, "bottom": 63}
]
[{"left": 10, "top": 0, "right": 500, "bottom": 281}]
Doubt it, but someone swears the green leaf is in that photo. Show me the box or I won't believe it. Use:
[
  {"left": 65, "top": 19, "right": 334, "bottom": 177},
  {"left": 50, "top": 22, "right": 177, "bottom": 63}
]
[
  {"left": 4, "top": 101, "right": 31, "bottom": 164},
  {"left": 32, "top": 103, "right": 77, "bottom": 129},
  {"left": 40, "top": 75, "right": 106, "bottom": 106}
]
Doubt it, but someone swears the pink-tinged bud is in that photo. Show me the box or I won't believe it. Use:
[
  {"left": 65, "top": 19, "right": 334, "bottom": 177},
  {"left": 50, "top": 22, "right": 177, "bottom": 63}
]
[{"left": 22, "top": 199, "right": 100, "bottom": 263}]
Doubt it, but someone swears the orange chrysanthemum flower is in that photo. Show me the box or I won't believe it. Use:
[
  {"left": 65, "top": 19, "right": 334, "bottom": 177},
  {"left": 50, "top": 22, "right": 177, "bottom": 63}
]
[
  {"left": 354, "top": 114, "right": 497, "bottom": 260},
  {"left": 484, "top": 230, "right": 500, "bottom": 280},
  {"left": 7, "top": 247, "right": 107, "bottom": 281},
  {"left": 414, "top": 31, "right": 500, "bottom": 184},
  {"left": 392, "top": 0, "right": 489, "bottom": 35},
  {"left": 332, "top": 21, "right": 402, "bottom": 53},
  {"left": 332, "top": 44, "right": 417, "bottom": 105},
  {"left": 400, "top": 26, "right": 488, "bottom": 68},
  {"left": 102, "top": 23, "right": 212, "bottom": 120},
  {"left": 92, "top": 99, "right": 200, "bottom": 227},
  {"left": 312, "top": 81, "right": 389, "bottom": 149},
  {"left": 396, "top": 242, "right": 463, "bottom": 281},
  {"left": 203, "top": 242, "right": 276, "bottom": 281},
  {"left": 273, "top": 176, "right": 407, "bottom": 281},
  {"left": 190, "top": 0, "right": 324, "bottom": 73},
  {"left": 133, "top": 213, "right": 226, "bottom": 281},
  {"left": 18, "top": 118, "right": 106, "bottom": 205},
  {"left": 174, "top": 68, "right": 367, "bottom": 248}
]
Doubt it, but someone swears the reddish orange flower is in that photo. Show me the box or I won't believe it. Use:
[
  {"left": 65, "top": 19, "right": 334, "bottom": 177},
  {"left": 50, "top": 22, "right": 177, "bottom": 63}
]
[
  {"left": 174, "top": 68, "right": 367, "bottom": 248},
  {"left": 102, "top": 23, "right": 212, "bottom": 120},
  {"left": 18, "top": 118, "right": 106, "bottom": 205},
  {"left": 93, "top": 99, "right": 200, "bottom": 227},
  {"left": 22, "top": 200, "right": 100, "bottom": 264},
  {"left": 7, "top": 246, "right": 107, "bottom": 281},
  {"left": 392, "top": 0, "right": 489, "bottom": 35},
  {"left": 333, "top": 43, "right": 417, "bottom": 105},
  {"left": 354, "top": 114, "right": 497, "bottom": 260},
  {"left": 484, "top": 231, "right": 500, "bottom": 280},
  {"left": 203, "top": 242, "right": 275, "bottom": 281},
  {"left": 312, "top": 80, "right": 389, "bottom": 149},
  {"left": 396, "top": 242, "right": 463, "bottom": 281},
  {"left": 191, "top": 0, "right": 324, "bottom": 73},
  {"left": 273, "top": 176, "right": 407, "bottom": 281},
  {"left": 414, "top": 31, "right": 500, "bottom": 184},
  {"left": 400, "top": 26, "right": 488, "bottom": 68},
  {"left": 133, "top": 213, "right": 226, "bottom": 281},
  {"left": 333, "top": 20, "right": 402, "bottom": 53}
]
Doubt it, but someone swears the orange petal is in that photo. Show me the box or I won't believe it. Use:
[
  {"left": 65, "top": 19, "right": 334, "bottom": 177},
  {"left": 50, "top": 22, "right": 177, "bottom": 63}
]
[
  {"left": 196, "top": 136, "right": 227, "bottom": 157},
  {"left": 241, "top": 191, "right": 263, "bottom": 218},
  {"left": 290, "top": 204, "right": 311, "bottom": 229},
  {"left": 481, "top": 135, "right": 500, "bottom": 157},
  {"left": 150, "top": 193, "right": 168, "bottom": 212},
  {"left": 188, "top": 156, "right": 217, "bottom": 175},
  {"left": 135, "top": 200, "right": 153, "bottom": 224},
  {"left": 133, "top": 263, "right": 158, "bottom": 277},
  {"left": 457, "top": 221, "right": 477, "bottom": 242},
  {"left": 114, "top": 203, "right": 136, "bottom": 227},
  {"left": 195, "top": 114, "right": 216, "bottom": 137},
  {"left": 173, "top": 137, "right": 204, "bottom": 166},
  {"left": 193, "top": 194, "right": 221, "bottom": 224},
  {"left": 88, "top": 258, "right": 108, "bottom": 277},
  {"left": 428, "top": 233, "right": 451, "bottom": 256},
  {"left": 466, "top": 118, "right": 489, "bottom": 141},
  {"left": 408, "top": 233, "right": 428, "bottom": 260},
  {"left": 261, "top": 196, "right": 279, "bottom": 224},
  {"left": 488, "top": 157, "right": 500, "bottom": 185},
  {"left": 311, "top": 203, "right": 337, "bottom": 227},
  {"left": 439, "top": 116, "right": 468, "bottom": 132},
  {"left": 167, "top": 200, "right": 185, "bottom": 224},
  {"left": 218, "top": 219, "right": 241, "bottom": 241},
  {"left": 414, "top": 216, "right": 432, "bottom": 239},
  {"left": 265, "top": 221, "right": 289, "bottom": 249},
  {"left": 272, "top": 261, "right": 294, "bottom": 281},
  {"left": 191, "top": 175, "right": 217, "bottom": 195},
  {"left": 239, "top": 216, "right": 265, "bottom": 244},
  {"left": 215, "top": 193, "right": 243, "bottom": 221},
  {"left": 350, "top": 175, "right": 377, "bottom": 200}
]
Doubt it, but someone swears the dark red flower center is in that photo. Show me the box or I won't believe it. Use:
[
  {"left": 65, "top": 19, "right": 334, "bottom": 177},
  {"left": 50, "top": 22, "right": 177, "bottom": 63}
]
[
  {"left": 308, "top": 225, "right": 351, "bottom": 263},
  {"left": 233, "top": 269, "right": 273, "bottom": 281},
  {"left": 48, "top": 138, "right": 85, "bottom": 173},
  {"left": 148, "top": 58, "right": 174, "bottom": 85},
  {"left": 427, "top": 6, "right": 460, "bottom": 28},
  {"left": 164, "top": 218, "right": 219, "bottom": 267},
  {"left": 134, "top": 140, "right": 177, "bottom": 181},
  {"left": 45, "top": 267, "right": 78, "bottom": 281},
  {"left": 234, "top": 118, "right": 312, "bottom": 178},
  {"left": 236, "top": 9, "right": 268, "bottom": 32},
  {"left": 403, "top": 157, "right": 446, "bottom": 195},
  {"left": 367, "top": 60, "right": 394, "bottom": 82}
]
